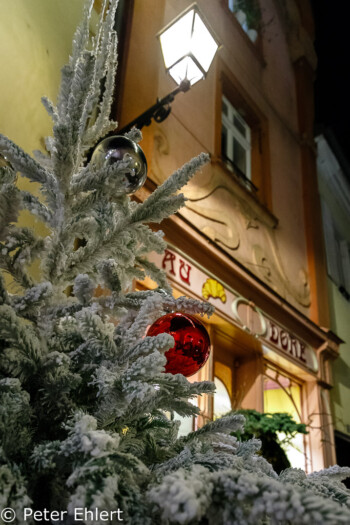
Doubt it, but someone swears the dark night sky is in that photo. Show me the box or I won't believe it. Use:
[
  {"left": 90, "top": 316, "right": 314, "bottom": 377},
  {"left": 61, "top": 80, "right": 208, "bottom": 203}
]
[{"left": 311, "top": 0, "right": 350, "bottom": 167}]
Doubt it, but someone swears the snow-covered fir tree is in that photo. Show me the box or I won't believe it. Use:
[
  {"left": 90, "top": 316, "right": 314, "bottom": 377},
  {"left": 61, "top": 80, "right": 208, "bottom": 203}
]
[{"left": 1, "top": 1, "right": 350, "bottom": 523}]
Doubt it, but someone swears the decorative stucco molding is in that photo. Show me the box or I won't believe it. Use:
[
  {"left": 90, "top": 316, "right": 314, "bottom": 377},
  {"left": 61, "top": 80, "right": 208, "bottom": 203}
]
[{"left": 151, "top": 129, "right": 311, "bottom": 310}]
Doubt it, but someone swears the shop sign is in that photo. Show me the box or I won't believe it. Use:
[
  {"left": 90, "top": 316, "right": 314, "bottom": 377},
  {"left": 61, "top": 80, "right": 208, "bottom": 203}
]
[
  {"left": 267, "top": 321, "right": 306, "bottom": 363},
  {"left": 162, "top": 249, "right": 192, "bottom": 285},
  {"left": 148, "top": 248, "right": 318, "bottom": 372}
]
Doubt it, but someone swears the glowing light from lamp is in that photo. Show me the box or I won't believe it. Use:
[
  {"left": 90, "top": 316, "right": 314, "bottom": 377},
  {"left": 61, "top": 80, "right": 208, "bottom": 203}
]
[{"left": 159, "top": 5, "right": 219, "bottom": 86}]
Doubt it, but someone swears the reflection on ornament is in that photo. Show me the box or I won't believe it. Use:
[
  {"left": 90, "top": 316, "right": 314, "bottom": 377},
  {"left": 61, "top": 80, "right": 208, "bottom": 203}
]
[
  {"left": 90, "top": 135, "right": 147, "bottom": 194},
  {"left": 147, "top": 312, "right": 211, "bottom": 377},
  {"left": 202, "top": 278, "right": 226, "bottom": 303},
  {"left": 0, "top": 154, "right": 12, "bottom": 169},
  {"left": 155, "top": 288, "right": 172, "bottom": 297}
]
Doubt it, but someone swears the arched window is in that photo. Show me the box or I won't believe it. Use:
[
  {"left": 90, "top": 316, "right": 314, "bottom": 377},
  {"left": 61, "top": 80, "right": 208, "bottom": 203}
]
[
  {"left": 264, "top": 367, "right": 306, "bottom": 469},
  {"left": 214, "top": 376, "right": 232, "bottom": 419}
]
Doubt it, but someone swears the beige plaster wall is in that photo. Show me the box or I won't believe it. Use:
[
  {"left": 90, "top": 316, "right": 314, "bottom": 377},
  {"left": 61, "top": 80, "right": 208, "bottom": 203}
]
[
  {"left": 0, "top": 0, "right": 85, "bottom": 282},
  {"left": 0, "top": 0, "right": 85, "bottom": 155}
]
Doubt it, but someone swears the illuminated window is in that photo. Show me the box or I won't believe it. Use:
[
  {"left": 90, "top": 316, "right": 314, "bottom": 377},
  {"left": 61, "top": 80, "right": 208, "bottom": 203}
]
[
  {"left": 263, "top": 368, "right": 306, "bottom": 469},
  {"left": 222, "top": 95, "right": 252, "bottom": 182},
  {"left": 214, "top": 376, "right": 232, "bottom": 419},
  {"left": 173, "top": 397, "right": 197, "bottom": 437}
]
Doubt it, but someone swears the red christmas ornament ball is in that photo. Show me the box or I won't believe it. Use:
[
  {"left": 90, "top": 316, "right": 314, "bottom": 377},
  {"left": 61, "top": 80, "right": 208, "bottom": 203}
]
[{"left": 147, "top": 313, "right": 211, "bottom": 377}]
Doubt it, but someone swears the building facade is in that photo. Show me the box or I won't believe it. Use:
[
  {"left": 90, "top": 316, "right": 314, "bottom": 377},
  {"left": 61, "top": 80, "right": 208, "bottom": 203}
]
[
  {"left": 316, "top": 131, "right": 350, "bottom": 473},
  {"left": 119, "top": 0, "right": 340, "bottom": 472},
  {"left": 0, "top": 0, "right": 342, "bottom": 472}
]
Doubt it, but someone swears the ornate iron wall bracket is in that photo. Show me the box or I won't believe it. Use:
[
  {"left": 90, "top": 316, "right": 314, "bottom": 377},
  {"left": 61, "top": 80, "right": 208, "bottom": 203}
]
[{"left": 119, "top": 79, "right": 191, "bottom": 135}]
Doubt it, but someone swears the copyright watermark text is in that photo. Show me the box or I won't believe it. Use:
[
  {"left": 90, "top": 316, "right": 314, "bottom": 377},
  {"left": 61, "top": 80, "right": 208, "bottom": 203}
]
[
  {"left": 0, "top": 507, "right": 124, "bottom": 522},
  {"left": 1, "top": 508, "right": 16, "bottom": 523}
]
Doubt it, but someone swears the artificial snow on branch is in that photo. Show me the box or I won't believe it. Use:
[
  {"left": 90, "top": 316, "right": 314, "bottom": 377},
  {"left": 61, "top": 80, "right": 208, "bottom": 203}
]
[{"left": 0, "top": 0, "right": 349, "bottom": 523}]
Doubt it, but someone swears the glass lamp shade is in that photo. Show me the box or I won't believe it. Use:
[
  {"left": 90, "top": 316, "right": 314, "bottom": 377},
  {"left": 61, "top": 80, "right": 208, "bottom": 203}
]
[{"left": 159, "top": 5, "right": 219, "bottom": 86}]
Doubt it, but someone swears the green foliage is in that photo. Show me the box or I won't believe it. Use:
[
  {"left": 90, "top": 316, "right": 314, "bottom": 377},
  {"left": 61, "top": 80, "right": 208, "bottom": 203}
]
[
  {"left": 234, "top": 409, "right": 308, "bottom": 438},
  {"left": 235, "top": 0, "right": 261, "bottom": 30},
  {"left": 232, "top": 409, "right": 308, "bottom": 473}
]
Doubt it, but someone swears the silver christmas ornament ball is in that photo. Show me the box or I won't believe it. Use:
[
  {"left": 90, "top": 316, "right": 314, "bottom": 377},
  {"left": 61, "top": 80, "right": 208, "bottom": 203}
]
[{"left": 90, "top": 135, "right": 147, "bottom": 194}]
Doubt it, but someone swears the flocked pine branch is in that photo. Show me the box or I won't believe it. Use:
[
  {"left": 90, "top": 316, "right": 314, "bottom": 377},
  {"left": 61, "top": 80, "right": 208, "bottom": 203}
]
[{"left": 0, "top": 0, "right": 349, "bottom": 523}]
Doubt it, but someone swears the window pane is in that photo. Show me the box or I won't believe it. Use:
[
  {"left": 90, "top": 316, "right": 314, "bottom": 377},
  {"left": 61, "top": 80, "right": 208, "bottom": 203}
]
[
  {"left": 222, "top": 96, "right": 252, "bottom": 180},
  {"left": 264, "top": 372, "right": 305, "bottom": 470},
  {"left": 214, "top": 377, "right": 232, "bottom": 418},
  {"left": 172, "top": 397, "right": 198, "bottom": 437},
  {"left": 222, "top": 126, "right": 228, "bottom": 158},
  {"left": 173, "top": 412, "right": 194, "bottom": 437},
  {"left": 233, "top": 138, "right": 246, "bottom": 174},
  {"left": 234, "top": 115, "right": 246, "bottom": 137}
]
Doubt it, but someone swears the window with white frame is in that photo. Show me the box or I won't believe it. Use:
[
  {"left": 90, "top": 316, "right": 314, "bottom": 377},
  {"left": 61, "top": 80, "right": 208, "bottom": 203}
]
[
  {"left": 321, "top": 200, "right": 350, "bottom": 297},
  {"left": 222, "top": 95, "right": 252, "bottom": 180}
]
